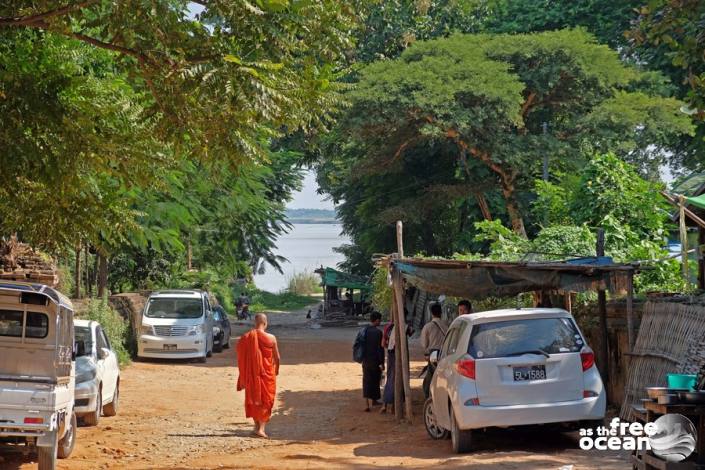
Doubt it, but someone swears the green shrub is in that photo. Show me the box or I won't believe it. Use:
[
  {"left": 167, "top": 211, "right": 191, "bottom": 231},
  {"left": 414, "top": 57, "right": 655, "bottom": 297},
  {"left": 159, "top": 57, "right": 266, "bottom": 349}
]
[
  {"left": 286, "top": 271, "right": 322, "bottom": 295},
  {"left": 83, "top": 296, "right": 131, "bottom": 366}
]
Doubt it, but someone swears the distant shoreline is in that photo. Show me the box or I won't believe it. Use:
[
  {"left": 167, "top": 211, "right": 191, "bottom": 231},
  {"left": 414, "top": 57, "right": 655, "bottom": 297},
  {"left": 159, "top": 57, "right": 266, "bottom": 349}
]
[{"left": 285, "top": 208, "right": 338, "bottom": 225}]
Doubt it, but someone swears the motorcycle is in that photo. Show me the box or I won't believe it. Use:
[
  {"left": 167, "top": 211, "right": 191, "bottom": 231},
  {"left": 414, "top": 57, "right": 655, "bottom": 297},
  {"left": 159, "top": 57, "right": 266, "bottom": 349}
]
[{"left": 237, "top": 303, "right": 251, "bottom": 320}]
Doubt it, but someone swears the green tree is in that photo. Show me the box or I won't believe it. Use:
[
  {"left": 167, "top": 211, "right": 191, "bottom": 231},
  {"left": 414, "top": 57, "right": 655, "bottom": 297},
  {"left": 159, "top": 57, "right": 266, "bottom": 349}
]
[{"left": 328, "top": 30, "right": 691, "bottom": 247}]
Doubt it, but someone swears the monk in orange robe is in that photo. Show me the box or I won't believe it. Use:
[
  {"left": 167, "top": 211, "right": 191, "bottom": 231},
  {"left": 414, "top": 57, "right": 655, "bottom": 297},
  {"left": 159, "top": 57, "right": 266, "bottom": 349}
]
[{"left": 236, "top": 313, "right": 280, "bottom": 438}]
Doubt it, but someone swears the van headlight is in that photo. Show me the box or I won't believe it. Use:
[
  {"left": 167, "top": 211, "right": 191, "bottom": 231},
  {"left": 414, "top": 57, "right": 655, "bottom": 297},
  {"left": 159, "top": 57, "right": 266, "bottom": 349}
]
[
  {"left": 141, "top": 325, "right": 154, "bottom": 336},
  {"left": 188, "top": 325, "right": 204, "bottom": 336}
]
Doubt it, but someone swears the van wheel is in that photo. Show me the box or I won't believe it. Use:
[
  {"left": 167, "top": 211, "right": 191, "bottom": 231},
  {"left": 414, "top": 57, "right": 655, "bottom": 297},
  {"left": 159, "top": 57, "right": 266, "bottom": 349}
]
[
  {"left": 450, "top": 407, "right": 473, "bottom": 453},
  {"left": 214, "top": 338, "right": 223, "bottom": 353},
  {"left": 37, "top": 437, "right": 57, "bottom": 470},
  {"left": 424, "top": 398, "right": 449, "bottom": 440},
  {"left": 58, "top": 413, "right": 76, "bottom": 459},
  {"left": 84, "top": 388, "right": 101, "bottom": 426},
  {"left": 103, "top": 380, "right": 119, "bottom": 417}
]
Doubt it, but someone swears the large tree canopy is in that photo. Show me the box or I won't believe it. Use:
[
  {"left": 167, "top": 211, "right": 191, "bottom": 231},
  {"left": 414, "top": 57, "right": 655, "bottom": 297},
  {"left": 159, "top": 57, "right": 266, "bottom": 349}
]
[
  {"left": 319, "top": 30, "right": 693, "bottom": 273},
  {"left": 0, "top": 1, "right": 360, "bottom": 163}
]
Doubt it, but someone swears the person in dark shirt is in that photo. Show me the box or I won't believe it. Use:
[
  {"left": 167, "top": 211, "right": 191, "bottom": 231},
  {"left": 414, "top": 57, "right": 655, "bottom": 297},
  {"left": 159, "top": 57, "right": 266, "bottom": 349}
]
[{"left": 361, "top": 311, "right": 384, "bottom": 412}]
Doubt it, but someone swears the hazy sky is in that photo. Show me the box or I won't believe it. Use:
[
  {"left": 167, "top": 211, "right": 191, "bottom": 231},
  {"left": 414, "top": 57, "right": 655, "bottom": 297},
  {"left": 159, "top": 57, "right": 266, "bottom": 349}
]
[{"left": 288, "top": 169, "right": 334, "bottom": 210}]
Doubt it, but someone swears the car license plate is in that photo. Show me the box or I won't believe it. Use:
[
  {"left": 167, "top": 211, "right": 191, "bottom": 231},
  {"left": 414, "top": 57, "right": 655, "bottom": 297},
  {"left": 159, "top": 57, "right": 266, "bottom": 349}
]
[
  {"left": 513, "top": 365, "right": 546, "bottom": 381},
  {"left": 163, "top": 344, "right": 177, "bottom": 351}
]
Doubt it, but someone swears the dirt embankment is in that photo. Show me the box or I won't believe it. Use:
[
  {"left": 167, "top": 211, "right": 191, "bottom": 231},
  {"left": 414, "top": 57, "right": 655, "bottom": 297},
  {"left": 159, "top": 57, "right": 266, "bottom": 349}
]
[{"left": 6, "top": 311, "right": 627, "bottom": 469}]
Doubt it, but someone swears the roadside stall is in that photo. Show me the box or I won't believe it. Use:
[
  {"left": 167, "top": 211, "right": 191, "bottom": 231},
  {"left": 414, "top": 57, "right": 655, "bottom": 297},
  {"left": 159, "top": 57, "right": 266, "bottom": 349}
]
[
  {"left": 314, "top": 267, "right": 372, "bottom": 319},
  {"left": 381, "top": 221, "right": 640, "bottom": 424}
]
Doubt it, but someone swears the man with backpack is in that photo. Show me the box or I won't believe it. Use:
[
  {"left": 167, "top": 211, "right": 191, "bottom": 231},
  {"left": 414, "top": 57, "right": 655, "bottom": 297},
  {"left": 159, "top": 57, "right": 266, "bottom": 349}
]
[
  {"left": 421, "top": 303, "right": 448, "bottom": 398},
  {"left": 353, "top": 311, "right": 384, "bottom": 412}
]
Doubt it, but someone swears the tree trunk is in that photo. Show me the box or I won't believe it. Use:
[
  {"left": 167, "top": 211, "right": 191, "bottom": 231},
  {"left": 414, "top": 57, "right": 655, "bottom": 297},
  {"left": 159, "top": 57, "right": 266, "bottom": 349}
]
[
  {"left": 475, "top": 193, "right": 493, "bottom": 221},
  {"left": 74, "top": 246, "right": 81, "bottom": 299},
  {"left": 97, "top": 253, "right": 108, "bottom": 298},
  {"left": 85, "top": 245, "right": 92, "bottom": 298},
  {"left": 499, "top": 179, "right": 527, "bottom": 238}
]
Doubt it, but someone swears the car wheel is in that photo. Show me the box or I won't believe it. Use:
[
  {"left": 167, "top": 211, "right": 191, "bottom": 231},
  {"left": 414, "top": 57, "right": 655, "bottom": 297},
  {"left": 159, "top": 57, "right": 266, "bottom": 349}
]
[
  {"left": 450, "top": 406, "right": 473, "bottom": 453},
  {"left": 37, "top": 438, "right": 57, "bottom": 470},
  {"left": 197, "top": 354, "right": 207, "bottom": 363},
  {"left": 57, "top": 413, "right": 76, "bottom": 459},
  {"left": 103, "top": 380, "right": 119, "bottom": 417},
  {"left": 423, "top": 398, "right": 449, "bottom": 440},
  {"left": 214, "top": 336, "right": 223, "bottom": 353},
  {"left": 83, "top": 388, "right": 101, "bottom": 426},
  {"left": 222, "top": 333, "right": 230, "bottom": 349}
]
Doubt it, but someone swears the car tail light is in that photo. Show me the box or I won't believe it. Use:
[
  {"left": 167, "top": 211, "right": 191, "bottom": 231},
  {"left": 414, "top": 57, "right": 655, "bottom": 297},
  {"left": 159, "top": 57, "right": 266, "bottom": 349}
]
[
  {"left": 583, "top": 391, "right": 598, "bottom": 398},
  {"left": 24, "top": 417, "right": 43, "bottom": 424},
  {"left": 581, "top": 350, "right": 595, "bottom": 371},
  {"left": 464, "top": 398, "right": 480, "bottom": 406},
  {"left": 455, "top": 356, "right": 476, "bottom": 380}
]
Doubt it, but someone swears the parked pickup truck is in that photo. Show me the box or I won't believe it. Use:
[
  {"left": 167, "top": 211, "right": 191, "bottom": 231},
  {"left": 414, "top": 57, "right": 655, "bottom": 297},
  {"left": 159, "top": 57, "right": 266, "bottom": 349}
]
[{"left": 0, "top": 282, "right": 77, "bottom": 470}]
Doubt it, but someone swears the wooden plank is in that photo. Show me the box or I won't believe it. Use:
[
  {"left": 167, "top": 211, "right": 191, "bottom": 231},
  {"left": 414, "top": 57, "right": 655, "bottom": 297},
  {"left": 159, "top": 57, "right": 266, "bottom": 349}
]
[
  {"left": 392, "top": 289, "right": 403, "bottom": 422},
  {"left": 662, "top": 190, "right": 705, "bottom": 229},
  {"left": 596, "top": 228, "right": 609, "bottom": 391}
]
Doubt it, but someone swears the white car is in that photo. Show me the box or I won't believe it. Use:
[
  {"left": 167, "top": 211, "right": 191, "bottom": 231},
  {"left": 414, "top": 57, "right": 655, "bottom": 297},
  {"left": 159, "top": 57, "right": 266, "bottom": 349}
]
[
  {"left": 137, "top": 290, "right": 215, "bottom": 362},
  {"left": 73, "top": 320, "right": 120, "bottom": 426},
  {"left": 424, "top": 308, "right": 605, "bottom": 453}
]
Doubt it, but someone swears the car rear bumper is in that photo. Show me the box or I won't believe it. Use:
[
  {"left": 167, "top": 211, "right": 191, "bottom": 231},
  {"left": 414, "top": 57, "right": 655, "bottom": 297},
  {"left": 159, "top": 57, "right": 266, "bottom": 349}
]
[
  {"left": 137, "top": 334, "right": 207, "bottom": 359},
  {"left": 456, "top": 394, "right": 606, "bottom": 430}
]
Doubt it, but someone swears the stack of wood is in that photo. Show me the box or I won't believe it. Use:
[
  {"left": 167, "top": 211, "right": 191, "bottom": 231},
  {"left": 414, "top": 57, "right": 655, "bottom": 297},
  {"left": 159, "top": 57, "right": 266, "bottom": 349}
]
[{"left": 0, "top": 235, "right": 58, "bottom": 287}]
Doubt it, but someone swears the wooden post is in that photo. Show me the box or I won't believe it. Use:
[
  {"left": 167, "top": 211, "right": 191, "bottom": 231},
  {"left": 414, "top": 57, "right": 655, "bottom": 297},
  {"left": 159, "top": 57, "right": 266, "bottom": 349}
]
[
  {"left": 699, "top": 227, "right": 705, "bottom": 291},
  {"left": 187, "top": 240, "right": 193, "bottom": 271},
  {"left": 74, "top": 245, "right": 82, "bottom": 299},
  {"left": 679, "top": 195, "right": 689, "bottom": 282},
  {"left": 392, "top": 291, "right": 403, "bottom": 422},
  {"left": 393, "top": 270, "right": 413, "bottom": 424},
  {"left": 626, "top": 269, "right": 635, "bottom": 352},
  {"left": 596, "top": 229, "right": 609, "bottom": 384},
  {"left": 393, "top": 221, "right": 413, "bottom": 423}
]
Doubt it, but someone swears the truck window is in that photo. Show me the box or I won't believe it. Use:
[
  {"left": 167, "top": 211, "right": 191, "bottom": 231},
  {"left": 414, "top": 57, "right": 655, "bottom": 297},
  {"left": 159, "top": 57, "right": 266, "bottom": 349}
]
[
  {"left": 25, "top": 312, "right": 49, "bottom": 338},
  {"left": 0, "top": 310, "right": 23, "bottom": 337}
]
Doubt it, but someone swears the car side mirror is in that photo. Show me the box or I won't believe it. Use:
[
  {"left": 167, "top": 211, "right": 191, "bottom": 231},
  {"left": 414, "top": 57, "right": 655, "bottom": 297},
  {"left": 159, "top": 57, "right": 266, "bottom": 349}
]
[
  {"left": 430, "top": 350, "right": 439, "bottom": 365},
  {"left": 75, "top": 340, "right": 86, "bottom": 359},
  {"left": 98, "top": 347, "right": 110, "bottom": 360}
]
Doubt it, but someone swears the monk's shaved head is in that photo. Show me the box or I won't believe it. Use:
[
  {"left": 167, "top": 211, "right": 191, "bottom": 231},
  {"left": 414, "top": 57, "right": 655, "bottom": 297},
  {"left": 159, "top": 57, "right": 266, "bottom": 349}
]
[{"left": 255, "top": 313, "right": 268, "bottom": 327}]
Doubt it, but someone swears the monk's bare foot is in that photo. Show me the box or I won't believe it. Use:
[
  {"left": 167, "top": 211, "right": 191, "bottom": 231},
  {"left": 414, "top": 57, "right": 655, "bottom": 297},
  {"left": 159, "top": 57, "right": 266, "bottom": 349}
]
[
  {"left": 255, "top": 431, "right": 269, "bottom": 439},
  {"left": 379, "top": 406, "right": 387, "bottom": 414},
  {"left": 364, "top": 407, "right": 371, "bottom": 412}
]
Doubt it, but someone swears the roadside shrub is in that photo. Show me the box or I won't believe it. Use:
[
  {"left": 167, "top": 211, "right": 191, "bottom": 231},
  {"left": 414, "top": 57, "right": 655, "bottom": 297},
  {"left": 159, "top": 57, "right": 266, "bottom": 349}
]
[
  {"left": 83, "top": 296, "right": 131, "bottom": 366},
  {"left": 286, "top": 271, "right": 322, "bottom": 295}
]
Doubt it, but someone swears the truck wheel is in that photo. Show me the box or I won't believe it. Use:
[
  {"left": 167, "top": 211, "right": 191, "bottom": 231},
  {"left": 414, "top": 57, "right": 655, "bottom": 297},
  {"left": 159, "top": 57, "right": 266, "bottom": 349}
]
[
  {"left": 450, "top": 407, "right": 473, "bottom": 454},
  {"left": 84, "top": 388, "right": 101, "bottom": 426},
  {"left": 58, "top": 413, "right": 77, "bottom": 459},
  {"left": 103, "top": 380, "right": 119, "bottom": 417},
  {"left": 37, "top": 439, "right": 57, "bottom": 470}
]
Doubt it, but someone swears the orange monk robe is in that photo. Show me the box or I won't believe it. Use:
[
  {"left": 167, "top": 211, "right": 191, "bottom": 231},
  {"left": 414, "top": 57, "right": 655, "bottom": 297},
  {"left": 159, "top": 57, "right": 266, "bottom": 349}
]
[{"left": 236, "top": 330, "right": 277, "bottom": 422}]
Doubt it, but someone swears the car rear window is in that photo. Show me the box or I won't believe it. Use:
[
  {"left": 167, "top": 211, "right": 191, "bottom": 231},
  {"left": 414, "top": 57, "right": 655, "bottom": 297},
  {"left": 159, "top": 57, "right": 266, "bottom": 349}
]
[
  {"left": 468, "top": 317, "right": 583, "bottom": 359},
  {"left": 0, "top": 310, "right": 49, "bottom": 338}
]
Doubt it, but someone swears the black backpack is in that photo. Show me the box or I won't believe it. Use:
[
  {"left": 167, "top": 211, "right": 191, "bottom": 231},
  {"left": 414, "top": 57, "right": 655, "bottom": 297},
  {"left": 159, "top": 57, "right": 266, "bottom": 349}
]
[{"left": 353, "top": 326, "right": 369, "bottom": 363}]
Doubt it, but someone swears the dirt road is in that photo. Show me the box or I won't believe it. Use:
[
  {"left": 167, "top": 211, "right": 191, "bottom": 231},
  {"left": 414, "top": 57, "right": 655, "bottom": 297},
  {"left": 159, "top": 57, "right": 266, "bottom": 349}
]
[{"left": 6, "top": 309, "right": 628, "bottom": 469}]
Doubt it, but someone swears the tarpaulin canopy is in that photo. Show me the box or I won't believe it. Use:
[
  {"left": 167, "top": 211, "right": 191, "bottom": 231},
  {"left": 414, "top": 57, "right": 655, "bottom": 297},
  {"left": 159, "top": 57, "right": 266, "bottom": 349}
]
[
  {"left": 391, "top": 258, "right": 636, "bottom": 299},
  {"left": 687, "top": 193, "right": 705, "bottom": 211},
  {"left": 317, "top": 267, "right": 371, "bottom": 291}
]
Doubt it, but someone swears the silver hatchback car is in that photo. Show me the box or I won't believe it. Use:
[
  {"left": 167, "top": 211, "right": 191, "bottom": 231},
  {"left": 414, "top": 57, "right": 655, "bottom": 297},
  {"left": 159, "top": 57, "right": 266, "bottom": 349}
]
[{"left": 425, "top": 308, "right": 606, "bottom": 453}]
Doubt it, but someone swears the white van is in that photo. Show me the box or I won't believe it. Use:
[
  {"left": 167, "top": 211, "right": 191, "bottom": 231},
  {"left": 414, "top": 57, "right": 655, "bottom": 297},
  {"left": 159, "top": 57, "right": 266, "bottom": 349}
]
[{"left": 137, "top": 290, "right": 215, "bottom": 363}]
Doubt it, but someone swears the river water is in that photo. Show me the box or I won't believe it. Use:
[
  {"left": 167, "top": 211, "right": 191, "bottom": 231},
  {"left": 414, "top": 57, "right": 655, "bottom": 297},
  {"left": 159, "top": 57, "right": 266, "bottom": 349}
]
[{"left": 253, "top": 223, "right": 349, "bottom": 293}]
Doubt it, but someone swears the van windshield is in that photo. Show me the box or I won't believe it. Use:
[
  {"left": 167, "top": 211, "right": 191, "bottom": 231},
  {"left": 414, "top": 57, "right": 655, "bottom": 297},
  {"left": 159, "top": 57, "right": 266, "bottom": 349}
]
[
  {"left": 145, "top": 298, "right": 203, "bottom": 319},
  {"left": 468, "top": 317, "right": 583, "bottom": 359}
]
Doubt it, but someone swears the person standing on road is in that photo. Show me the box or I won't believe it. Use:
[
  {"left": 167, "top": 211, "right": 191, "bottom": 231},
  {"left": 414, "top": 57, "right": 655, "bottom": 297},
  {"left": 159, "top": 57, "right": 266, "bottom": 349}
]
[
  {"left": 421, "top": 303, "right": 448, "bottom": 398},
  {"left": 360, "top": 311, "right": 384, "bottom": 412},
  {"left": 236, "top": 313, "right": 280, "bottom": 439}
]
